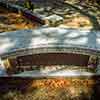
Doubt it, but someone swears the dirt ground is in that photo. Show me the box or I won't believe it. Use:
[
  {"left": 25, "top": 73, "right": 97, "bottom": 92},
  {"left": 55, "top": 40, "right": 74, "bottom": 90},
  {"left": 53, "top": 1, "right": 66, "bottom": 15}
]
[
  {"left": 0, "top": 7, "right": 39, "bottom": 33},
  {"left": 0, "top": 77, "right": 99, "bottom": 100}
]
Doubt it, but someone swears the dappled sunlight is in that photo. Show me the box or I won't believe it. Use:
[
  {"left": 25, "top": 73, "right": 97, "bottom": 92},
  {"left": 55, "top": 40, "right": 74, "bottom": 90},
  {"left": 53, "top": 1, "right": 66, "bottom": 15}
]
[
  {"left": 0, "top": 28, "right": 100, "bottom": 55},
  {"left": 48, "top": 70, "right": 94, "bottom": 77},
  {"left": 0, "top": 77, "right": 96, "bottom": 100},
  {"left": 0, "top": 1, "right": 100, "bottom": 100},
  {"left": 0, "top": 6, "right": 39, "bottom": 33},
  {"left": 64, "top": 37, "right": 88, "bottom": 45},
  {"left": 13, "top": 70, "right": 95, "bottom": 77},
  {"left": 0, "top": 38, "right": 14, "bottom": 55},
  {"left": 60, "top": 16, "right": 93, "bottom": 29},
  {"left": 96, "top": 32, "right": 100, "bottom": 49}
]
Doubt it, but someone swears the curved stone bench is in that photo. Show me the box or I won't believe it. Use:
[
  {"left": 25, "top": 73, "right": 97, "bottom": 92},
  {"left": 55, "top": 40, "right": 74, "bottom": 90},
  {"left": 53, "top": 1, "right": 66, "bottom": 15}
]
[
  {"left": 0, "top": 27, "right": 100, "bottom": 57},
  {"left": 0, "top": 27, "right": 100, "bottom": 75}
]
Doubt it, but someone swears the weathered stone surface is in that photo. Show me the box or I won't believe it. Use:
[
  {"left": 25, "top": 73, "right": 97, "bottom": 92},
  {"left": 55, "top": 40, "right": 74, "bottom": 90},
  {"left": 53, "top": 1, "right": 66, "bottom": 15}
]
[
  {"left": 0, "top": 28, "right": 100, "bottom": 57},
  {"left": 13, "top": 69, "right": 95, "bottom": 77},
  {"left": 45, "top": 14, "right": 63, "bottom": 21}
]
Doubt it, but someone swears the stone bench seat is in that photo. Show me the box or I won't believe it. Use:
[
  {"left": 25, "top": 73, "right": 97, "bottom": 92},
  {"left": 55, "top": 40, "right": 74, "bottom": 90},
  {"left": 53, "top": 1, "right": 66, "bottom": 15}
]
[
  {"left": 0, "top": 27, "right": 100, "bottom": 58},
  {"left": 0, "top": 27, "right": 100, "bottom": 76}
]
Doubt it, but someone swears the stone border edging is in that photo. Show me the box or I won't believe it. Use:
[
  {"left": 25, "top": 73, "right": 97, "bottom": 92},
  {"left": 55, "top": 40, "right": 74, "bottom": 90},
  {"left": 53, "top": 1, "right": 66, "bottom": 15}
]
[{"left": 1, "top": 46, "right": 100, "bottom": 59}]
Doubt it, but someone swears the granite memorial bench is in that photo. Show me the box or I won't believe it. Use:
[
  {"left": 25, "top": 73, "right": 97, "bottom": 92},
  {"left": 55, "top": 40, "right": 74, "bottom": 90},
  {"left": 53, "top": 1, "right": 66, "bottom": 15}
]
[{"left": 0, "top": 27, "right": 100, "bottom": 76}]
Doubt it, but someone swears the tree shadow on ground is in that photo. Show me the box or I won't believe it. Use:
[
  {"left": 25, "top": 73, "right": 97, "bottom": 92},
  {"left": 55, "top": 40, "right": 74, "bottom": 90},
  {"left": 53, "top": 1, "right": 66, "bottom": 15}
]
[{"left": 60, "top": 2, "right": 100, "bottom": 30}]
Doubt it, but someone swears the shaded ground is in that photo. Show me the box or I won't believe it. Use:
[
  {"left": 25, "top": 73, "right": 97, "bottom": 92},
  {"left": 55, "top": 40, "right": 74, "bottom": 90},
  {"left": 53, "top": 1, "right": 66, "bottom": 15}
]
[
  {"left": 0, "top": 77, "right": 99, "bottom": 100},
  {"left": 0, "top": 6, "right": 39, "bottom": 33},
  {"left": 11, "top": 0, "right": 100, "bottom": 29},
  {"left": 0, "top": 0, "right": 100, "bottom": 32},
  {"left": 64, "top": 0, "right": 100, "bottom": 30}
]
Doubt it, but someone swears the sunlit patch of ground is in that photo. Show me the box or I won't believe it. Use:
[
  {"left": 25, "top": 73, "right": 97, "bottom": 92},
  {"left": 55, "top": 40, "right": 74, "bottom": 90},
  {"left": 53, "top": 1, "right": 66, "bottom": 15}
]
[
  {"left": 64, "top": 0, "right": 100, "bottom": 29},
  {"left": 0, "top": 77, "right": 96, "bottom": 100},
  {"left": 59, "top": 16, "right": 92, "bottom": 29},
  {"left": 26, "top": 1, "right": 99, "bottom": 29},
  {"left": 1, "top": 0, "right": 100, "bottom": 30}
]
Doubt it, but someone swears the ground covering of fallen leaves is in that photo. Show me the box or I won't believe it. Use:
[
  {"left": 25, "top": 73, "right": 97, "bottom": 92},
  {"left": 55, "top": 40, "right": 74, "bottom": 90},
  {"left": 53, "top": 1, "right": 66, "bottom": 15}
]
[
  {"left": 0, "top": 7, "right": 39, "bottom": 33},
  {"left": 0, "top": 0, "right": 100, "bottom": 32},
  {"left": 0, "top": 77, "right": 97, "bottom": 100}
]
